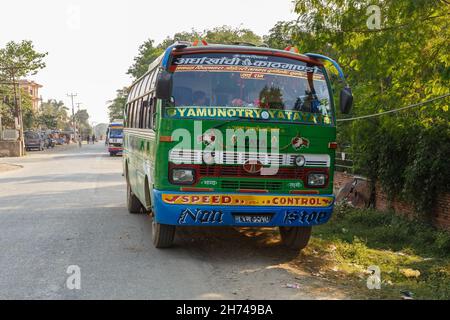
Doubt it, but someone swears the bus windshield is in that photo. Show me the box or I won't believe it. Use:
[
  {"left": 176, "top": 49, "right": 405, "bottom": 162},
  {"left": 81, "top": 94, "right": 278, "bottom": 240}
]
[
  {"left": 109, "top": 128, "right": 123, "bottom": 138},
  {"left": 168, "top": 53, "right": 334, "bottom": 125}
]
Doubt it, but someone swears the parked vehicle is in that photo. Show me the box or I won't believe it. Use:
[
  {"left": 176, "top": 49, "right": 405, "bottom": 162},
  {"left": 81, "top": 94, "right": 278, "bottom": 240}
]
[
  {"left": 25, "top": 131, "right": 45, "bottom": 151},
  {"left": 56, "top": 137, "right": 65, "bottom": 145}
]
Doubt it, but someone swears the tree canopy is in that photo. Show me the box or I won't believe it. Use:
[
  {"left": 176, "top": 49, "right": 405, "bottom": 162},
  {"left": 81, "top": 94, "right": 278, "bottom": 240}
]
[{"left": 272, "top": 0, "right": 450, "bottom": 215}]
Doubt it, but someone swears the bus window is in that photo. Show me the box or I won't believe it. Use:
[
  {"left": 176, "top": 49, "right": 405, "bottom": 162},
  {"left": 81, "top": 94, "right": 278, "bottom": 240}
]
[
  {"left": 139, "top": 98, "right": 145, "bottom": 128},
  {"left": 134, "top": 99, "right": 142, "bottom": 128},
  {"left": 149, "top": 95, "right": 156, "bottom": 129},
  {"left": 124, "top": 104, "right": 129, "bottom": 127},
  {"left": 129, "top": 101, "right": 136, "bottom": 128},
  {"left": 145, "top": 71, "right": 154, "bottom": 93},
  {"left": 143, "top": 95, "right": 152, "bottom": 129},
  {"left": 150, "top": 69, "right": 158, "bottom": 90}
]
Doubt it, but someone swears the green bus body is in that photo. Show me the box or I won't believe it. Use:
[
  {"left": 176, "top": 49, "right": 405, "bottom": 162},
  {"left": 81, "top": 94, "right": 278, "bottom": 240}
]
[{"left": 123, "top": 43, "right": 342, "bottom": 248}]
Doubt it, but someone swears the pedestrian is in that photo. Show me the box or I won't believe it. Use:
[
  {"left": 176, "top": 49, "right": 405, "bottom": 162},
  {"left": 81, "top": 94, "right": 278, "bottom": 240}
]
[
  {"left": 92, "top": 134, "right": 96, "bottom": 144},
  {"left": 78, "top": 135, "right": 82, "bottom": 148}
]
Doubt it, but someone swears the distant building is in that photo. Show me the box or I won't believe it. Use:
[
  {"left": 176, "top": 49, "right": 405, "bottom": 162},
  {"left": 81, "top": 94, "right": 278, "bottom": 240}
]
[{"left": 19, "top": 80, "right": 42, "bottom": 112}]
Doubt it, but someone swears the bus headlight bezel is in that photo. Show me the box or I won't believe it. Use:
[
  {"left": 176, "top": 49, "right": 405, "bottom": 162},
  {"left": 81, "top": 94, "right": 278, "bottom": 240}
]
[
  {"left": 295, "top": 155, "right": 306, "bottom": 167},
  {"left": 171, "top": 168, "right": 196, "bottom": 185},
  {"left": 307, "top": 173, "right": 327, "bottom": 187}
]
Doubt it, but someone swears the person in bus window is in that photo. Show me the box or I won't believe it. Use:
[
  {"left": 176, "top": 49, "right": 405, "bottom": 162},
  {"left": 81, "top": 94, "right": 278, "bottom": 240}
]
[{"left": 193, "top": 91, "right": 209, "bottom": 106}]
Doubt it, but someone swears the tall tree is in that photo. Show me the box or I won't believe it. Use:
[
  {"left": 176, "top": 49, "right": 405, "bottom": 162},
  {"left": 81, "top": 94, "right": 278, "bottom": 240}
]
[
  {"left": 278, "top": 0, "right": 450, "bottom": 215},
  {"left": 107, "top": 88, "right": 128, "bottom": 122},
  {"left": 38, "top": 99, "right": 70, "bottom": 130},
  {"left": 127, "top": 26, "right": 262, "bottom": 80},
  {"left": 0, "top": 40, "right": 47, "bottom": 154}
]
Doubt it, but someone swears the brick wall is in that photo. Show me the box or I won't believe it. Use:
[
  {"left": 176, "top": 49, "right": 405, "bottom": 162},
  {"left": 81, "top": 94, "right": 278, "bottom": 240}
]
[
  {"left": 333, "top": 171, "right": 356, "bottom": 194},
  {"left": 334, "top": 171, "right": 450, "bottom": 231},
  {"left": 433, "top": 193, "right": 450, "bottom": 230}
]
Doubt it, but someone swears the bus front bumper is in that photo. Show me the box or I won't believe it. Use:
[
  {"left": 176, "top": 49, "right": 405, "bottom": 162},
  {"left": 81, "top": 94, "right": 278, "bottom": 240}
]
[
  {"left": 152, "top": 190, "right": 334, "bottom": 227},
  {"left": 108, "top": 147, "right": 123, "bottom": 153}
]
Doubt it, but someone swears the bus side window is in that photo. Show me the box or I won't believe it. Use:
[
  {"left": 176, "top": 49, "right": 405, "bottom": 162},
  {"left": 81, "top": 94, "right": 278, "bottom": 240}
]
[
  {"left": 130, "top": 101, "right": 137, "bottom": 128},
  {"left": 127, "top": 102, "right": 134, "bottom": 128},
  {"left": 150, "top": 95, "right": 157, "bottom": 130},
  {"left": 134, "top": 99, "right": 142, "bottom": 129},
  {"left": 141, "top": 98, "right": 147, "bottom": 129},
  {"left": 143, "top": 95, "right": 151, "bottom": 129},
  {"left": 124, "top": 104, "right": 129, "bottom": 127}
]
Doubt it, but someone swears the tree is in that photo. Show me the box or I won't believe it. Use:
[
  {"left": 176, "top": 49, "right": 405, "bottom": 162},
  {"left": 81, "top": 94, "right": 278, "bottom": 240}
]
[
  {"left": 0, "top": 40, "right": 47, "bottom": 154},
  {"left": 127, "top": 40, "right": 164, "bottom": 80},
  {"left": 127, "top": 26, "right": 263, "bottom": 80},
  {"left": 75, "top": 109, "right": 91, "bottom": 135},
  {"left": 0, "top": 85, "right": 33, "bottom": 129},
  {"left": 38, "top": 99, "right": 70, "bottom": 130},
  {"left": 107, "top": 88, "right": 128, "bottom": 122},
  {"left": 278, "top": 0, "right": 450, "bottom": 216}
]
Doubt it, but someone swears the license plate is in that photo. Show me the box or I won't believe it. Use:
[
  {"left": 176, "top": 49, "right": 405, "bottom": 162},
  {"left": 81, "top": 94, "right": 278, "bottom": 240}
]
[{"left": 234, "top": 215, "right": 272, "bottom": 224}]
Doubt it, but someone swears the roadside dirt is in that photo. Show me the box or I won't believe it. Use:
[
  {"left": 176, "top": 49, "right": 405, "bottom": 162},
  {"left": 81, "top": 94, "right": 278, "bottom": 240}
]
[
  {"left": 0, "top": 163, "right": 22, "bottom": 173},
  {"left": 175, "top": 227, "right": 360, "bottom": 299}
]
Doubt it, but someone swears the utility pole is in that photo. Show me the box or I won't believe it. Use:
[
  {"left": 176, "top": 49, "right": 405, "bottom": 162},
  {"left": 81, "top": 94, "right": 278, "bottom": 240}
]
[
  {"left": 76, "top": 102, "right": 82, "bottom": 138},
  {"left": 67, "top": 93, "right": 77, "bottom": 142}
]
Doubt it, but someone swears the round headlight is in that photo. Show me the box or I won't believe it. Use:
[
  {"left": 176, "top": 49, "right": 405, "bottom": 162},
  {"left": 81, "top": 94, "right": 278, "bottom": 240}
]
[{"left": 295, "top": 155, "right": 306, "bottom": 167}]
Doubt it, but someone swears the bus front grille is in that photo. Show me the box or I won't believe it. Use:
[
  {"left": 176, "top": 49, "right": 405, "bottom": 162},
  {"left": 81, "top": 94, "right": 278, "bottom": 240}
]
[{"left": 221, "top": 180, "right": 283, "bottom": 191}]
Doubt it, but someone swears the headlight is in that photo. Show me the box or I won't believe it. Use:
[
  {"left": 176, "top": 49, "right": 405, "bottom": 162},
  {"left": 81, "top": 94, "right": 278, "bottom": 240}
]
[
  {"left": 307, "top": 173, "right": 327, "bottom": 187},
  {"left": 172, "top": 169, "right": 195, "bottom": 184},
  {"left": 295, "top": 155, "right": 306, "bottom": 167}
]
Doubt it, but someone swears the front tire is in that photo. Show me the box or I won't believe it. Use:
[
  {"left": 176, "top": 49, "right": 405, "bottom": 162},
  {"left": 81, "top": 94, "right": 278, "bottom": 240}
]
[
  {"left": 127, "top": 183, "right": 142, "bottom": 214},
  {"left": 279, "top": 226, "right": 312, "bottom": 250},
  {"left": 152, "top": 217, "right": 175, "bottom": 248}
]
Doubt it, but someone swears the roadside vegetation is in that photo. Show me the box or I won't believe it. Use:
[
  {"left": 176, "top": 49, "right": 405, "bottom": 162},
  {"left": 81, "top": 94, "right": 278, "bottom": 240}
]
[{"left": 297, "top": 205, "right": 450, "bottom": 300}]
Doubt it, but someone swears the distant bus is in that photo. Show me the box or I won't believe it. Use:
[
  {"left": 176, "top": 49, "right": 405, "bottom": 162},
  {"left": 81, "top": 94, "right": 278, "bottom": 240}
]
[
  {"left": 106, "top": 121, "right": 124, "bottom": 156},
  {"left": 123, "top": 41, "right": 353, "bottom": 248}
]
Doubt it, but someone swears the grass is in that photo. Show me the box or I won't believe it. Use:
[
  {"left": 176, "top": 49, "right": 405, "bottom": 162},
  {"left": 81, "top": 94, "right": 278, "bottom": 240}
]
[{"left": 297, "top": 205, "right": 450, "bottom": 300}]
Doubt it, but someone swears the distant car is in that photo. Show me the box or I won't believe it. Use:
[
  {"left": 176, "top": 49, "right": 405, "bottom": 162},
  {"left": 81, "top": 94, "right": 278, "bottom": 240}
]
[
  {"left": 25, "top": 131, "right": 45, "bottom": 151},
  {"left": 56, "top": 138, "right": 65, "bottom": 145}
]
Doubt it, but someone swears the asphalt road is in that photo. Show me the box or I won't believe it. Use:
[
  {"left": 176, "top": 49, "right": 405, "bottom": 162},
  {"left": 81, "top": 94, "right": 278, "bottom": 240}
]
[{"left": 0, "top": 143, "right": 351, "bottom": 299}]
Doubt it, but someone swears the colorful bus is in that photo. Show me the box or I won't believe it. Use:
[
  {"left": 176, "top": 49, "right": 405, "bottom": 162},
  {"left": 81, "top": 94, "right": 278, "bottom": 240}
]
[
  {"left": 123, "top": 41, "right": 353, "bottom": 248},
  {"left": 106, "top": 120, "right": 124, "bottom": 156}
]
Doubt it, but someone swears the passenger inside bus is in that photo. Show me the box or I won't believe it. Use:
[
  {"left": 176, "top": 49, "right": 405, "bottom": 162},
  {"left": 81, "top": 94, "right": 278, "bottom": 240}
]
[{"left": 171, "top": 70, "right": 330, "bottom": 116}]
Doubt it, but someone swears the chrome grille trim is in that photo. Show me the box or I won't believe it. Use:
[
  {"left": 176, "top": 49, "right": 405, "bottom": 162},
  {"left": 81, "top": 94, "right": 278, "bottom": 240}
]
[{"left": 169, "top": 149, "right": 330, "bottom": 167}]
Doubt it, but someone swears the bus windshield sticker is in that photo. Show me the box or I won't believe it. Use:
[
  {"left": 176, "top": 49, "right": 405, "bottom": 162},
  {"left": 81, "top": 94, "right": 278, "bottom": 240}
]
[
  {"left": 165, "top": 107, "right": 332, "bottom": 125},
  {"left": 173, "top": 56, "right": 322, "bottom": 74}
]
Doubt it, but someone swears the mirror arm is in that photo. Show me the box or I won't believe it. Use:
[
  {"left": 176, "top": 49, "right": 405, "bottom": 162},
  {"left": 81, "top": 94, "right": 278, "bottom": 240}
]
[{"left": 304, "top": 53, "right": 348, "bottom": 86}]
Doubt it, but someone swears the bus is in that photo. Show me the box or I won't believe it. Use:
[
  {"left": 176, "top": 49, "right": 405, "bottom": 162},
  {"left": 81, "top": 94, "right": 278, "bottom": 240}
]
[
  {"left": 123, "top": 41, "right": 353, "bottom": 249},
  {"left": 106, "top": 120, "right": 124, "bottom": 156}
]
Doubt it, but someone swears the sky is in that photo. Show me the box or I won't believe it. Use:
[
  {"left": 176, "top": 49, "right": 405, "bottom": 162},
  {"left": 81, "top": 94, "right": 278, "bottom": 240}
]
[{"left": 0, "top": 0, "right": 298, "bottom": 124}]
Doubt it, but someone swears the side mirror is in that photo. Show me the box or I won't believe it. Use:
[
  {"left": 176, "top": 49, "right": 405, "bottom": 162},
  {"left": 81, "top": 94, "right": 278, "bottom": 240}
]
[
  {"left": 155, "top": 70, "right": 172, "bottom": 100},
  {"left": 340, "top": 86, "right": 353, "bottom": 114}
]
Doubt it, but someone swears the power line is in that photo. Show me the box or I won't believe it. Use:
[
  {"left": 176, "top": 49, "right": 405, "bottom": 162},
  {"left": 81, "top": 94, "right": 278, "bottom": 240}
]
[{"left": 337, "top": 93, "right": 450, "bottom": 122}]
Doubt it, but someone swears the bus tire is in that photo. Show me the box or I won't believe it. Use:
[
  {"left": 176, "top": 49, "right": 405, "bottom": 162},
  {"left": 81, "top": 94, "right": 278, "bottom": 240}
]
[
  {"left": 127, "top": 183, "right": 142, "bottom": 214},
  {"left": 279, "top": 226, "right": 312, "bottom": 250},
  {"left": 152, "top": 219, "right": 175, "bottom": 248}
]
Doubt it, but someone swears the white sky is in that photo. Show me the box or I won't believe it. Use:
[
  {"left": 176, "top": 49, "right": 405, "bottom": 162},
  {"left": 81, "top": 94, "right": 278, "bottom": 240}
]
[{"left": 0, "top": 0, "right": 297, "bottom": 124}]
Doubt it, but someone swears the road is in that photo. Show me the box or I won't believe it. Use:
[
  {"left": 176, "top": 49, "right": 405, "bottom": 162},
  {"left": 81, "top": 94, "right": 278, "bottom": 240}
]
[{"left": 0, "top": 143, "right": 351, "bottom": 299}]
